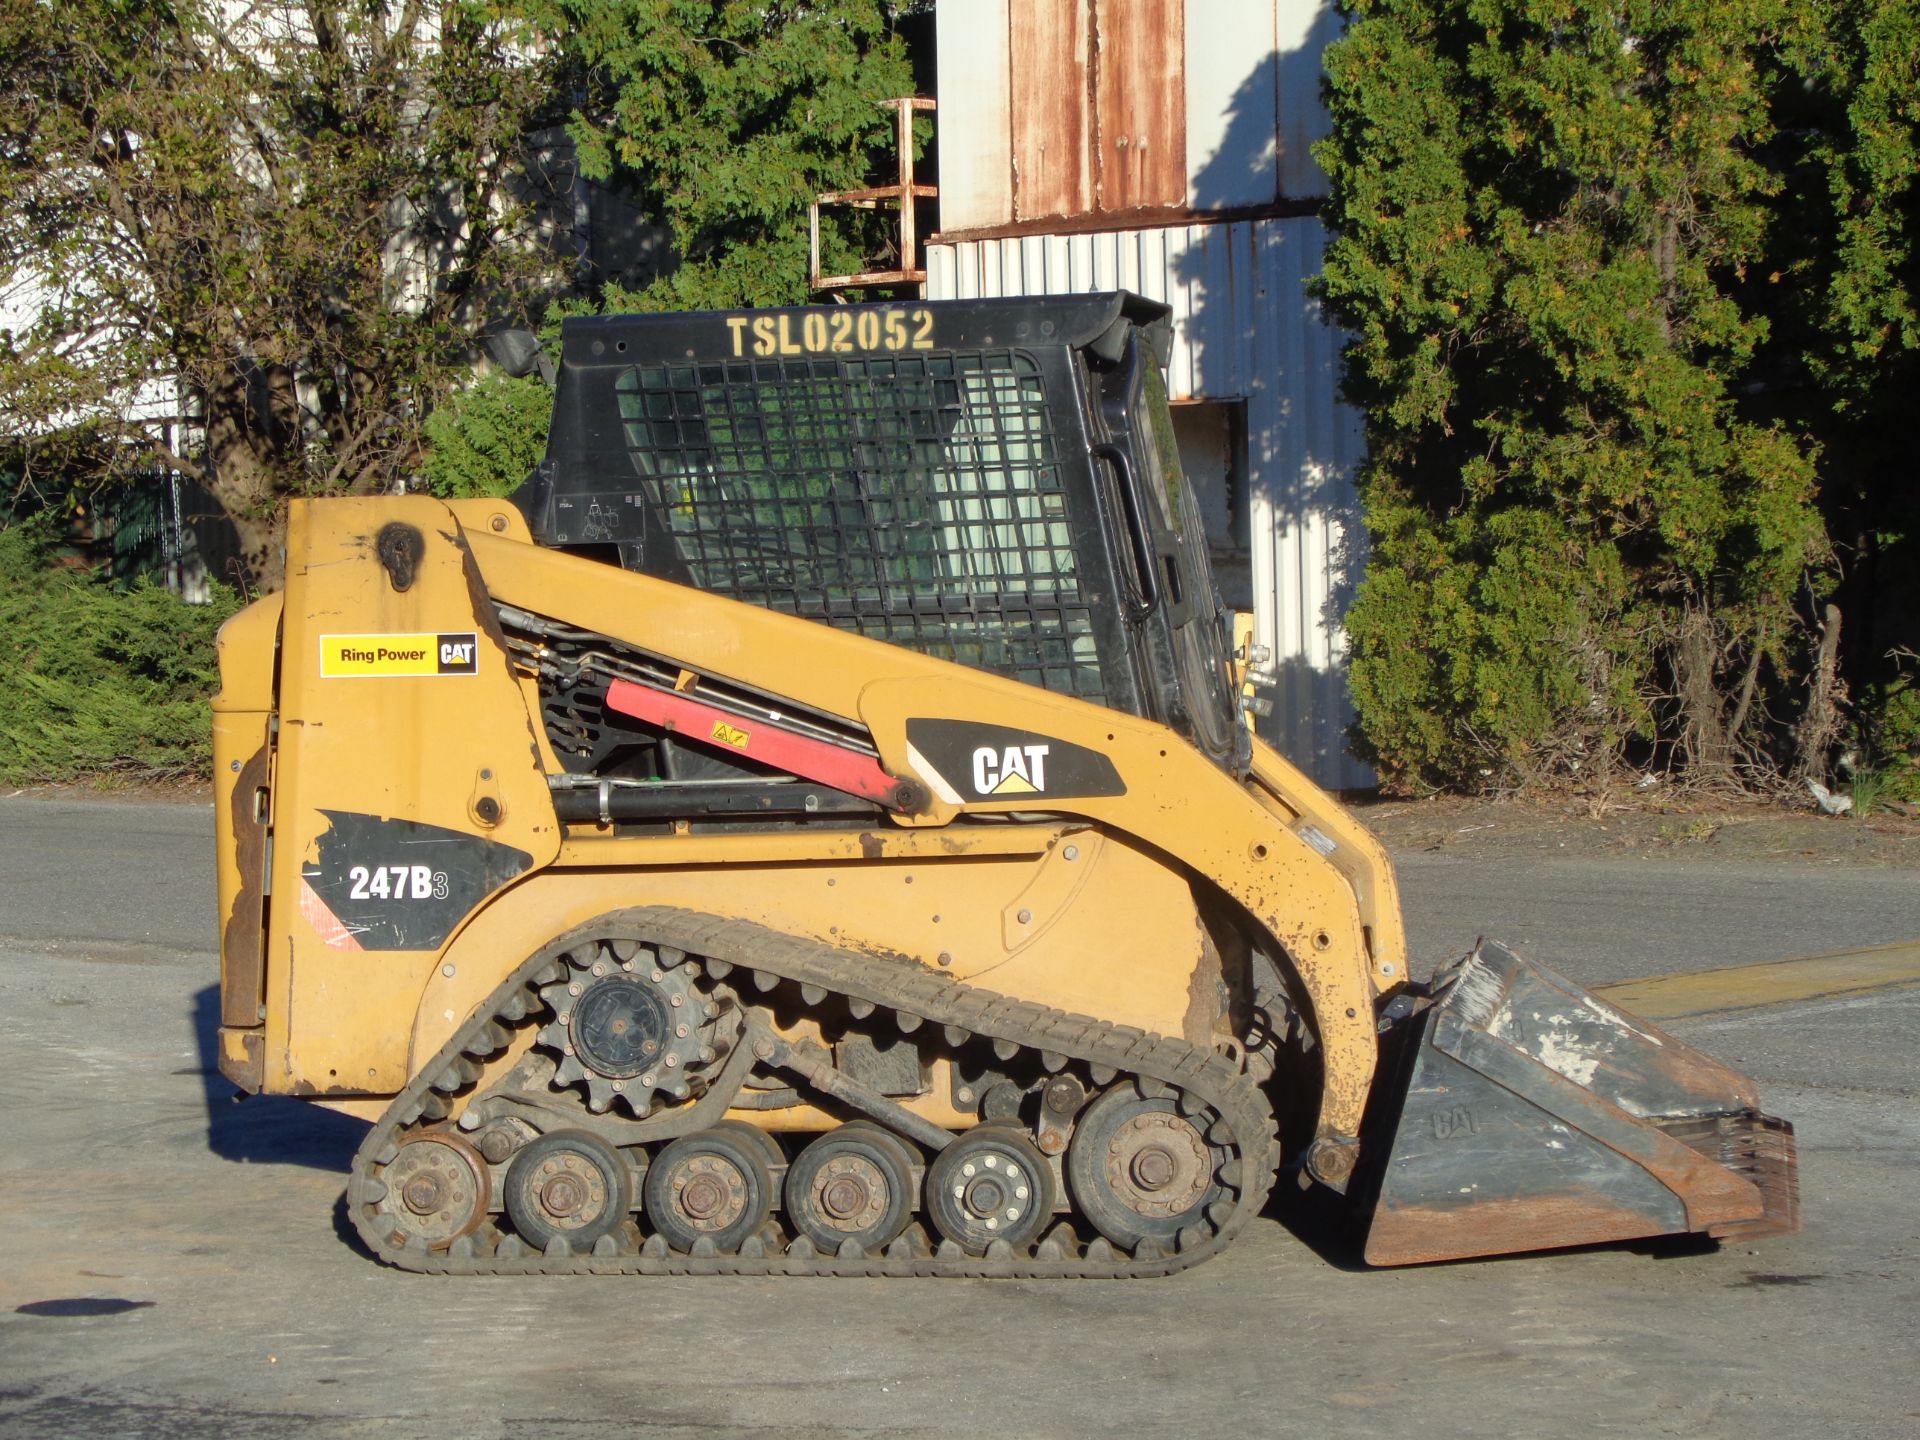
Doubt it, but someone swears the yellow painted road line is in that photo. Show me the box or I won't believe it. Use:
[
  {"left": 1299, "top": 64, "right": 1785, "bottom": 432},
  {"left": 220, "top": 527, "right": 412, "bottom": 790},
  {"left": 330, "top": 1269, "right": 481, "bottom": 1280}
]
[{"left": 1595, "top": 939, "right": 1920, "bottom": 1021}]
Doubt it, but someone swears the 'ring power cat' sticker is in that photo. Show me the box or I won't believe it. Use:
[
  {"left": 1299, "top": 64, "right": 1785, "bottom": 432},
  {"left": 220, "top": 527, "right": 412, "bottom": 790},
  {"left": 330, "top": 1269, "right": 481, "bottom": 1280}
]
[
  {"left": 320, "top": 633, "right": 480, "bottom": 678},
  {"left": 905, "top": 719, "right": 1126, "bottom": 804}
]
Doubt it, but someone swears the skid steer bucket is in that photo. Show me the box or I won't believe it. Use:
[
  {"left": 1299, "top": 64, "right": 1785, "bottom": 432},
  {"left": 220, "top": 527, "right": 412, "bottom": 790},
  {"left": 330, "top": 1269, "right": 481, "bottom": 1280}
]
[{"left": 1362, "top": 942, "right": 1798, "bottom": 1267}]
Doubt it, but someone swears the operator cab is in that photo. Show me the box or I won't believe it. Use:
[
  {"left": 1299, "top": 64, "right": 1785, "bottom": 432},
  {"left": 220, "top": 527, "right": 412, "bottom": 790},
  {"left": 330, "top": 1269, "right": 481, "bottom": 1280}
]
[{"left": 514, "top": 293, "right": 1248, "bottom": 775}]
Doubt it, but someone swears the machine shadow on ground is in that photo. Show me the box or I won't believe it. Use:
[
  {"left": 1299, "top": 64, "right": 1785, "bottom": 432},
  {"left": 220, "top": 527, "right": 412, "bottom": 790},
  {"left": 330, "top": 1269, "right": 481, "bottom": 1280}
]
[
  {"left": 1264, "top": 1166, "right": 1371, "bottom": 1269},
  {"left": 192, "top": 984, "right": 368, "bottom": 1172}
]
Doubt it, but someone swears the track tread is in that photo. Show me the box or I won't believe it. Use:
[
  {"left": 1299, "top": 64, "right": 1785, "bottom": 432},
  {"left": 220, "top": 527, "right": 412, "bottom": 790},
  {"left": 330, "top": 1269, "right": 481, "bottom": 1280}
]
[{"left": 347, "top": 905, "right": 1276, "bottom": 1278}]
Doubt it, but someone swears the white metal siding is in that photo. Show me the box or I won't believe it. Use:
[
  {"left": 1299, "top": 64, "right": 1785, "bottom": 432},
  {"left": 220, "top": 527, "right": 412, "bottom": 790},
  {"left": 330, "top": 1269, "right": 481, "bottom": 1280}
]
[
  {"left": 1184, "top": 0, "right": 1334, "bottom": 205},
  {"left": 1271, "top": 0, "right": 1337, "bottom": 199},
  {"left": 933, "top": 0, "right": 1012, "bottom": 231},
  {"left": 927, "top": 218, "right": 1373, "bottom": 789},
  {"left": 1184, "top": 2, "right": 1273, "bottom": 207}
]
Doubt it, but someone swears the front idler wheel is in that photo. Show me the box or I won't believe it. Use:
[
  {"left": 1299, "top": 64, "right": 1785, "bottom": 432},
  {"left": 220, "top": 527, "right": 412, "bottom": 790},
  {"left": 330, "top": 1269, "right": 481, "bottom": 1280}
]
[
  {"left": 786, "top": 1120, "right": 917, "bottom": 1255},
  {"left": 502, "top": 1128, "right": 633, "bottom": 1254},
  {"left": 644, "top": 1124, "right": 775, "bottom": 1254},
  {"left": 1066, "top": 1080, "right": 1222, "bottom": 1251},
  {"left": 925, "top": 1124, "right": 1053, "bottom": 1255}
]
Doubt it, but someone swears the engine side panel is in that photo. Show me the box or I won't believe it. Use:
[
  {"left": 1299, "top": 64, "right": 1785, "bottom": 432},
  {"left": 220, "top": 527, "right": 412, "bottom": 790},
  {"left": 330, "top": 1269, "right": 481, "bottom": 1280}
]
[{"left": 259, "top": 499, "right": 562, "bottom": 1094}]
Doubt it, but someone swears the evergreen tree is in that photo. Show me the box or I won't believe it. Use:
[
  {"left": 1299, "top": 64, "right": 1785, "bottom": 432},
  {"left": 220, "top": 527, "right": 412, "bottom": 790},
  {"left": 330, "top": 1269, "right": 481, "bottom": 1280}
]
[{"left": 1314, "top": 0, "right": 1920, "bottom": 793}]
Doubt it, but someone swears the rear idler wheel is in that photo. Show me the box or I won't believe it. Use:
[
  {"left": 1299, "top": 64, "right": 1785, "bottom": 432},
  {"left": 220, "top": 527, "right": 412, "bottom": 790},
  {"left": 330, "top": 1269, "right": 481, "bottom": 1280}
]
[
  {"left": 786, "top": 1120, "right": 917, "bottom": 1255},
  {"left": 374, "top": 1129, "right": 491, "bottom": 1251},
  {"left": 1066, "top": 1080, "right": 1223, "bottom": 1252},
  {"left": 502, "top": 1128, "right": 633, "bottom": 1254},
  {"left": 644, "top": 1124, "right": 776, "bottom": 1254},
  {"left": 925, "top": 1124, "right": 1053, "bottom": 1255}
]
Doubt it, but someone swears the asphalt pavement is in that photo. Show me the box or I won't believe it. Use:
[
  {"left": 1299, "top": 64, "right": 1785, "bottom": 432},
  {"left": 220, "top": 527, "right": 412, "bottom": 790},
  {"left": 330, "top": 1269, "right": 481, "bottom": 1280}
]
[{"left": 0, "top": 795, "right": 1915, "bottom": 1439}]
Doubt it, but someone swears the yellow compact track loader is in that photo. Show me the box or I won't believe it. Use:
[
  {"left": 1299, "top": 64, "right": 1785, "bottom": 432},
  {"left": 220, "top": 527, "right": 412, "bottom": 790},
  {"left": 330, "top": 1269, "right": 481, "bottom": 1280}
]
[{"left": 212, "top": 294, "right": 1797, "bottom": 1275}]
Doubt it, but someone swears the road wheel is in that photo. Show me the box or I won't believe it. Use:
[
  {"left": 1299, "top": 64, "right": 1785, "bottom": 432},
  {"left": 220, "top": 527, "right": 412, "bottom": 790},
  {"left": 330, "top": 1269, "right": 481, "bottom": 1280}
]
[
  {"left": 375, "top": 1129, "right": 491, "bottom": 1251},
  {"left": 502, "top": 1129, "right": 632, "bottom": 1253},
  {"left": 925, "top": 1124, "right": 1052, "bottom": 1255},
  {"left": 786, "top": 1121, "right": 916, "bottom": 1254},
  {"left": 644, "top": 1125, "right": 775, "bottom": 1253},
  {"left": 1066, "top": 1081, "right": 1220, "bottom": 1251}
]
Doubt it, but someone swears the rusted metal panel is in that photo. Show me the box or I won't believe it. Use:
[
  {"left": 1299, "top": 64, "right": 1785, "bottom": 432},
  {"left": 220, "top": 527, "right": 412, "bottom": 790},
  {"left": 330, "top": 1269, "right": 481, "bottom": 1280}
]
[
  {"left": 935, "top": 0, "right": 1334, "bottom": 228},
  {"left": 926, "top": 216, "right": 1373, "bottom": 789},
  {"left": 933, "top": 0, "right": 1012, "bottom": 231},
  {"left": 218, "top": 742, "right": 271, "bottom": 1027},
  {"left": 218, "top": 1025, "right": 265, "bottom": 1092},
  {"left": 1010, "top": 0, "right": 1094, "bottom": 221},
  {"left": 1094, "top": 0, "right": 1185, "bottom": 211},
  {"left": 214, "top": 709, "right": 272, "bottom": 1028}
]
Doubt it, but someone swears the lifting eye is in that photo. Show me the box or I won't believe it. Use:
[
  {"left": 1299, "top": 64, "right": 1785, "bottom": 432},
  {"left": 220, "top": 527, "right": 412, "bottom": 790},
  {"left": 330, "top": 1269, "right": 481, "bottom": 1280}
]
[{"left": 376, "top": 522, "right": 425, "bottom": 592}]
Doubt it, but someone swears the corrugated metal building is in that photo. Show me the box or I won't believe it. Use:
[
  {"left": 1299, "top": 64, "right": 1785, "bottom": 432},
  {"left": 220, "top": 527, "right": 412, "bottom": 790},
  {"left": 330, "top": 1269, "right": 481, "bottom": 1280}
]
[{"left": 926, "top": 0, "right": 1371, "bottom": 788}]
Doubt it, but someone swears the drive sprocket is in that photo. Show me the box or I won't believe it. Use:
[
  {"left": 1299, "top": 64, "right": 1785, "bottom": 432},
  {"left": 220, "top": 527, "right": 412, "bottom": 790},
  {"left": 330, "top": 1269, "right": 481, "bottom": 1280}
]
[{"left": 535, "top": 939, "right": 722, "bottom": 1114}]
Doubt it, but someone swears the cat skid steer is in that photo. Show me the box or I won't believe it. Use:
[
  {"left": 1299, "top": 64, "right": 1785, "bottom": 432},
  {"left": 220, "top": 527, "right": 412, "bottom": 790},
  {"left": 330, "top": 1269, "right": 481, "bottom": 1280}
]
[{"left": 211, "top": 293, "right": 1796, "bottom": 1275}]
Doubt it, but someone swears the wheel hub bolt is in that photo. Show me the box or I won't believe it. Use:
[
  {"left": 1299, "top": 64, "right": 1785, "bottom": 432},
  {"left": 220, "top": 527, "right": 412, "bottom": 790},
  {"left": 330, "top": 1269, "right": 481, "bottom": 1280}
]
[
  {"left": 681, "top": 1174, "right": 726, "bottom": 1221},
  {"left": 541, "top": 1173, "right": 586, "bottom": 1217},
  {"left": 402, "top": 1173, "right": 445, "bottom": 1215},
  {"left": 821, "top": 1176, "right": 869, "bottom": 1220},
  {"left": 965, "top": 1177, "right": 1007, "bottom": 1216},
  {"left": 1131, "top": 1144, "right": 1177, "bottom": 1191}
]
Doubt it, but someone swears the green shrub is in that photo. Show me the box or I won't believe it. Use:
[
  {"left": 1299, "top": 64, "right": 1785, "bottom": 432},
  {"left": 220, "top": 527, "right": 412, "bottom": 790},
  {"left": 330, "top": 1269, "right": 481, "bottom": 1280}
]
[
  {"left": 1316, "top": 0, "right": 1840, "bottom": 792},
  {"left": 0, "top": 522, "right": 240, "bottom": 783},
  {"left": 420, "top": 371, "right": 553, "bottom": 500},
  {"left": 1346, "top": 500, "right": 1647, "bottom": 788},
  {"left": 1859, "top": 677, "right": 1920, "bottom": 804}
]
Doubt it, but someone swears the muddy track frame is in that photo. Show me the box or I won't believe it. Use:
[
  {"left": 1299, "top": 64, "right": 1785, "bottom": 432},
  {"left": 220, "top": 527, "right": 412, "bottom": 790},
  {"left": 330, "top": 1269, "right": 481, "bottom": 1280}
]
[{"left": 346, "top": 906, "right": 1281, "bottom": 1278}]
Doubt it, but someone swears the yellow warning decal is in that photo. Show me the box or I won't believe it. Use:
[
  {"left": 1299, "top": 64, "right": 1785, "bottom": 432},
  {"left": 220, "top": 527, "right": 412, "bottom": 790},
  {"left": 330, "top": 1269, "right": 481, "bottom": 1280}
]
[
  {"left": 320, "top": 633, "right": 480, "bottom": 678},
  {"left": 710, "top": 720, "right": 752, "bottom": 749}
]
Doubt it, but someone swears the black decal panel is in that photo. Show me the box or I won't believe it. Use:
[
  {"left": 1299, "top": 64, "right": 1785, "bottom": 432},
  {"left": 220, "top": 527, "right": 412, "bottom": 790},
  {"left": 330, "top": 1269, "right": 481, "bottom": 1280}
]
[
  {"left": 302, "top": 811, "right": 533, "bottom": 951},
  {"left": 906, "top": 719, "right": 1125, "bottom": 802}
]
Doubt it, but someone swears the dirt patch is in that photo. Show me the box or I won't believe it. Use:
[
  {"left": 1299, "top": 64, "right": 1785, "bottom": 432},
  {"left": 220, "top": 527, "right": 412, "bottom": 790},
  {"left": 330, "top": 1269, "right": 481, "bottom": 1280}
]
[{"left": 1353, "top": 793, "right": 1920, "bottom": 870}]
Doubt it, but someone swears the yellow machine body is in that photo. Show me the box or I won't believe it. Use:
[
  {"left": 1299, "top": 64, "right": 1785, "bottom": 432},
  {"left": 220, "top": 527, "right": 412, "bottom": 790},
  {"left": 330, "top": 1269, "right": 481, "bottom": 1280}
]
[
  {"left": 213, "top": 493, "right": 1796, "bottom": 1275},
  {"left": 220, "top": 497, "right": 1394, "bottom": 1138}
]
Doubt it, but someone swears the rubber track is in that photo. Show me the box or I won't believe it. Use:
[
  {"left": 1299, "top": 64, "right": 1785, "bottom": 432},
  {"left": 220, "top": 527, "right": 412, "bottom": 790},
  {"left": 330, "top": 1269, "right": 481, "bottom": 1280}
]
[{"left": 347, "top": 906, "right": 1280, "bottom": 1278}]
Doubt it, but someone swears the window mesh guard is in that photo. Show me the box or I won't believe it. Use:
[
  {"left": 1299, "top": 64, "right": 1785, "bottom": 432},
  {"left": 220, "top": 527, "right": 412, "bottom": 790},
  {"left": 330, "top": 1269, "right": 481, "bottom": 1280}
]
[{"left": 615, "top": 351, "right": 1108, "bottom": 703}]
